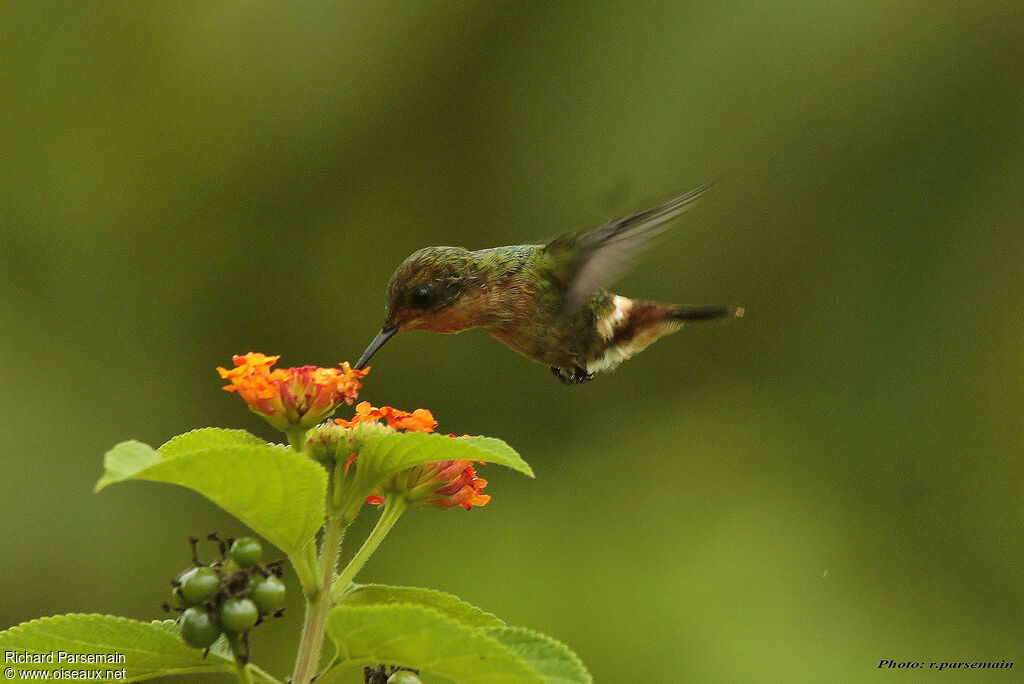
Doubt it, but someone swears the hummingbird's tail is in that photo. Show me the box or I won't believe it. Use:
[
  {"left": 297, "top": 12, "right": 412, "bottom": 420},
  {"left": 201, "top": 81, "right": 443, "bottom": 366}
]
[
  {"left": 669, "top": 305, "right": 744, "bottom": 321},
  {"left": 585, "top": 297, "right": 743, "bottom": 375}
]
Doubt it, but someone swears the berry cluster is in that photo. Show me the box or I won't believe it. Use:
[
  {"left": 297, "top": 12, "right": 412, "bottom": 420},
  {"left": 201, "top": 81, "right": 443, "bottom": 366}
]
[{"left": 166, "top": 535, "right": 286, "bottom": 659}]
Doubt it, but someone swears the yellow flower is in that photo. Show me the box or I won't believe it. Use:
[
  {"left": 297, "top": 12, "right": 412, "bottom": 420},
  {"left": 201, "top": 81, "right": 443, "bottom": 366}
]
[{"left": 217, "top": 353, "right": 367, "bottom": 430}]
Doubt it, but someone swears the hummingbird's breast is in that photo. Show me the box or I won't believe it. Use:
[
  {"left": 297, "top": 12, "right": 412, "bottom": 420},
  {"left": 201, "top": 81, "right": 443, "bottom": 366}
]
[{"left": 485, "top": 290, "right": 612, "bottom": 369}]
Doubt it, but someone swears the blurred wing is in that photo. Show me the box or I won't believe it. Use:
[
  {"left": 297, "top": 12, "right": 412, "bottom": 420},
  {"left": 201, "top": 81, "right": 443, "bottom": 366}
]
[{"left": 545, "top": 180, "right": 717, "bottom": 309}]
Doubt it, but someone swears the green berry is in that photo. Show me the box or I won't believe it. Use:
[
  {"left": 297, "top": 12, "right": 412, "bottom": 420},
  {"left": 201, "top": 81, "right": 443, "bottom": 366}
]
[
  {"left": 219, "top": 597, "right": 259, "bottom": 633},
  {"left": 387, "top": 671, "right": 422, "bottom": 684},
  {"left": 179, "top": 607, "right": 220, "bottom": 649},
  {"left": 228, "top": 537, "right": 263, "bottom": 568},
  {"left": 169, "top": 585, "right": 185, "bottom": 608},
  {"left": 178, "top": 566, "right": 221, "bottom": 605},
  {"left": 249, "top": 575, "right": 286, "bottom": 614}
]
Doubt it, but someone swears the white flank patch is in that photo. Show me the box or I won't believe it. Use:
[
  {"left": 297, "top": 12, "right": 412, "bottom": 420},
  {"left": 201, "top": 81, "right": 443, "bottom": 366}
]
[
  {"left": 596, "top": 295, "right": 632, "bottom": 340},
  {"left": 587, "top": 298, "right": 682, "bottom": 374},
  {"left": 587, "top": 344, "right": 633, "bottom": 373}
]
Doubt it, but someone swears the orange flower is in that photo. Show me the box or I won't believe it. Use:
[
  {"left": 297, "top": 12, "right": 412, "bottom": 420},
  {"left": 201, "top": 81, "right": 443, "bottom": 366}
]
[
  {"left": 217, "top": 353, "right": 368, "bottom": 430},
  {"left": 331, "top": 403, "right": 487, "bottom": 510},
  {"left": 387, "top": 407, "right": 437, "bottom": 433},
  {"left": 333, "top": 401, "right": 385, "bottom": 428},
  {"left": 368, "top": 459, "right": 490, "bottom": 510},
  {"left": 335, "top": 402, "right": 436, "bottom": 433}
]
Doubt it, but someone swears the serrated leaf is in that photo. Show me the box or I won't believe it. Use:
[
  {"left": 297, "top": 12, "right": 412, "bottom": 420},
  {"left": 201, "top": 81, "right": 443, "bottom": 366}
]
[
  {"left": 483, "top": 627, "right": 592, "bottom": 684},
  {"left": 0, "top": 615, "right": 233, "bottom": 681},
  {"left": 460, "top": 436, "right": 530, "bottom": 468},
  {"left": 160, "top": 427, "right": 268, "bottom": 458},
  {"left": 343, "top": 431, "right": 533, "bottom": 520},
  {"left": 338, "top": 584, "right": 504, "bottom": 628},
  {"left": 94, "top": 441, "right": 161, "bottom": 490},
  {"left": 324, "top": 604, "right": 541, "bottom": 684},
  {"left": 96, "top": 429, "right": 326, "bottom": 573}
]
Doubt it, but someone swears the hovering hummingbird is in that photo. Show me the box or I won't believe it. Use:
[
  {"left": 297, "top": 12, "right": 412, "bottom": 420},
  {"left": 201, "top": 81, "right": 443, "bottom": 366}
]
[{"left": 355, "top": 181, "right": 742, "bottom": 384}]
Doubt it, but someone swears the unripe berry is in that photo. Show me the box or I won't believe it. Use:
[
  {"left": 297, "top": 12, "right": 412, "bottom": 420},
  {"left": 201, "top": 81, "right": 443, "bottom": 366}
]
[
  {"left": 169, "top": 586, "right": 185, "bottom": 608},
  {"left": 178, "top": 566, "right": 221, "bottom": 605},
  {"left": 219, "top": 597, "right": 259, "bottom": 633},
  {"left": 249, "top": 575, "right": 286, "bottom": 614},
  {"left": 179, "top": 607, "right": 220, "bottom": 649},
  {"left": 228, "top": 537, "right": 263, "bottom": 568}
]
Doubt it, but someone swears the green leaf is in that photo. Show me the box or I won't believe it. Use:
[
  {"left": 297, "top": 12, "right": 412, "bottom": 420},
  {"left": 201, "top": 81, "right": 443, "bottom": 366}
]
[
  {"left": 343, "top": 431, "right": 533, "bottom": 520},
  {"left": 96, "top": 429, "right": 326, "bottom": 575},
  {"left": 323, "top": 604, "right": 540, "bottom": 684},
  {"left": 0, "top": 615, "right": 234, "bottom": 681},
  {"left": 338, "top": 584, "right": 504, "bottom": 628},
  {"left": 483, "top": 627, "right": 592, "bottom": 684},
  {"left": 94, "top": 441, "right": 161, "bottom": 490},
  {"left": 159, "top": 427, "right": 267, "bottom": 458},
  {"left": 460, "top": 436, "right": 530, "bottom": 468}
]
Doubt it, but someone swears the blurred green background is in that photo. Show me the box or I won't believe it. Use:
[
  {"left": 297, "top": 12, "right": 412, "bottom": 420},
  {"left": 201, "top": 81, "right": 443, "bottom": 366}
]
[{"left": 2, "top": 2, "right": 1023, "bottom": 682}]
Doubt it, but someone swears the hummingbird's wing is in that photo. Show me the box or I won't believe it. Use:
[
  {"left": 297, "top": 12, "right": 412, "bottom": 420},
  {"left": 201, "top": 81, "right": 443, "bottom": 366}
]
[{"left": 544, "top": 180, "right": 717, "bottom": 310}]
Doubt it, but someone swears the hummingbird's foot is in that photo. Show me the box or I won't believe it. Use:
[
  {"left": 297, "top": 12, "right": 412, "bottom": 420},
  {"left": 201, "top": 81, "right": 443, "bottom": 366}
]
[{"left": 551, "top": 365, "right": 595, "bottom": 385}]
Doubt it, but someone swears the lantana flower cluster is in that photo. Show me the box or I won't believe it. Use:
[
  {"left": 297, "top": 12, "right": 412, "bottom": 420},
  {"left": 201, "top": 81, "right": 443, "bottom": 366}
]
[
  {"left": 217, "top": 353, "right": 489, "bottom": 510},
  {"left": 217, "top": 353, "right": 366, "bottom": 430},
  {"left": 336, "top": 402, "right": 488, "bottom": 510}
]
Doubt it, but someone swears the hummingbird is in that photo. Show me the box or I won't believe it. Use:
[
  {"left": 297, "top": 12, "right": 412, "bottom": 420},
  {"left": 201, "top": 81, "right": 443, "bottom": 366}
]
[{"left": 355, "top": 180, "right": 743, "bottom": 384}]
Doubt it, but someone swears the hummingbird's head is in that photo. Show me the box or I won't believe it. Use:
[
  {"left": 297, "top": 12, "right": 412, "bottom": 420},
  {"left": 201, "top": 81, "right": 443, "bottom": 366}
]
[{"left": 355, "top": 246, "right": 478, "bottom": 369}]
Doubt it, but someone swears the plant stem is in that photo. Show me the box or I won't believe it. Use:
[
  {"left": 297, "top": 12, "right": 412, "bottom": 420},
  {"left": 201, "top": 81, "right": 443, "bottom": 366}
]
[
  {"left": 331, "top": 497, "right": 407, "bottom": 602},
  {"left": 285, "top": 429, "right": 323, "bottom": 598},
  {"left": 290, "top": 496, "right": 348, "bottom": 682},
  {"left": 294, "top": 540, "right": 319, "bottom": 598},
  {"left": 233, "top": 659, "right": 254, "bottom": 684},
  {"left": 227, "top": 634, "right": 254, "bottom": 684},
  {"left": 285, "top": 428, "right": 307, "bottom": 452},
  {"left": 245, "top": 663, "right": 278, "bottom": 683}
]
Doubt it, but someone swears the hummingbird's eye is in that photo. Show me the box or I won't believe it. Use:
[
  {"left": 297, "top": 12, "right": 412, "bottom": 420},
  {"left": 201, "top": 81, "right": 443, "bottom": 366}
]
[{"left": 410, "top": 284, "right": 437, "bottom": 309}]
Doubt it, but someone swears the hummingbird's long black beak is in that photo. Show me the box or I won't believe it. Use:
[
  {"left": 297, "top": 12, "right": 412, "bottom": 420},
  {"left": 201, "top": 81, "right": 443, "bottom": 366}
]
[{"left": 355, "top": 324, "right": 399, "bottom": 370}]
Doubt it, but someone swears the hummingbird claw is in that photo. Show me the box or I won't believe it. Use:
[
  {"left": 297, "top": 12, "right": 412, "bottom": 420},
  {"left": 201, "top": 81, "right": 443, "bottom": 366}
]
[{"left": 551, "top": 365, "right": 594, "bottom": 385}]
